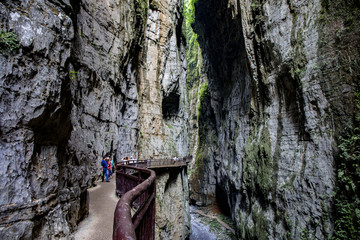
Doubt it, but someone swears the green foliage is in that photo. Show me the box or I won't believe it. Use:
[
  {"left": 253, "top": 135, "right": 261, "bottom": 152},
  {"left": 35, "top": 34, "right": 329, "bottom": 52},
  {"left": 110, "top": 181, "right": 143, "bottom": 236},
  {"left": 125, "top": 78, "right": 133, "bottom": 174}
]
[
  {"left": 300, "top": 227, "right": 310, "bottom": 240},
  {"left": 184, "top": 0, "right": 198, "bottom": 26},
  {"left": 243, "top": 126, "right": 273, "bottom": 201},
  {"left": 319, "top": 0, "right": 360, "bottom": 33},
  {"left": 69, "top": 71, "right": 79, "bottom": 80},
  {"left": 318, "top": 4, "right": 360, "bottom": 237},
  {"left": 183, "top": 0, "right": 202, "bottom": 88},
  {"left": 135, "top": 0, "right": 148, "bottom": 18},
  {"left": 198, "top": 82, "right": 208, "bottom": 100},
  {"left": 195, "top": 146, "right": 205, "bottom": 172},
  {"left": 249, "top": 0, "right": 265, "bottom": 29},
  {"left": 333, "top": 90, "right": 360, "bottom": 240},
  {"left": 187, "top": 168, "right": 195, "bottom": 175},
  {"left": 197, "top": 82, "right": 209, "bottom": 119},
  {"left": 242, "top": 205, "right": 269, "bottom": 240},
  {"left": 250, "top": 3, "right": 261, "bottom": 9},
  {"left": 0, "top": 29, "right": 20, "bottom": 52}
]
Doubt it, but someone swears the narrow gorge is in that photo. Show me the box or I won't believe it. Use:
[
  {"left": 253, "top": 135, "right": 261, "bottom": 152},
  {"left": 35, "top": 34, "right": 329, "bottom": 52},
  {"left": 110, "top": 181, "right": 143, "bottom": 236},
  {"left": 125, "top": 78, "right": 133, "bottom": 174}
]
[{"left": 0, "top": 0, "right": 359, "bottom": 239}]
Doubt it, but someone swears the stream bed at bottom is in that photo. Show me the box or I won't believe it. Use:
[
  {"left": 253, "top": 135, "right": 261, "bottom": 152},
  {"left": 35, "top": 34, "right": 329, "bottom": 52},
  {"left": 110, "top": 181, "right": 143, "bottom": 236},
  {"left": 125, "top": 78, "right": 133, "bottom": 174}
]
[{"left": 189, "top": 206, "right": 237, "bottom": 240}]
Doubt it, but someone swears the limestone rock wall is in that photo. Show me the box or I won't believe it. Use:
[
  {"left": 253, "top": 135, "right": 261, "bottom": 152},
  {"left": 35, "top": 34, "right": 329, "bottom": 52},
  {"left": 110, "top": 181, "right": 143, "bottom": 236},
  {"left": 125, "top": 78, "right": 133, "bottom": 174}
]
[
  {"left": 138, "top": 0, "right": 189, "bottom": 159},
  {"left": 189, "top": 0, "right": 359, "bottom": 239},
  {"left": 137, "top": 1, "right": 191, "bottom": 238},
  {"left": 0, "top": 0, "right": 190, "bottom": 238},
  {"left": 0, "top": 0, "right": 144, "bottom": 238},
  {"left": 155, "top": 168, "right": 190, "bottom": 239}
]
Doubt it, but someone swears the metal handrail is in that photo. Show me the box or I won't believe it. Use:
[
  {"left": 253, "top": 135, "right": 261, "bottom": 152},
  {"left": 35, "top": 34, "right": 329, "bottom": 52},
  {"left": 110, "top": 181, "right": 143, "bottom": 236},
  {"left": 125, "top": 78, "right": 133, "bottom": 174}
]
[
  {"left": 118, "top": 156, "right": 192, "bottom": 168},
  {"left": 113, "top": 156, "right": 191, "bottom": 239},
  {"left": 113, "top": 166, "right": 156, "bottom": 240}
]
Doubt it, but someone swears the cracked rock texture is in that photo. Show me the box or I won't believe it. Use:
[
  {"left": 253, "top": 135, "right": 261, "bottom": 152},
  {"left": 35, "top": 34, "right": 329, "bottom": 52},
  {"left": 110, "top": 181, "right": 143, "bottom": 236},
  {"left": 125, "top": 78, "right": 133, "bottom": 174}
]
[
  {"left": 1, "top": 0, "right": 358, "bottom": 239},
  {"left": 189, "top": 0, "right": 359, "bottom": 239},
  {"left": 155, "top": 168, "right": 190, "bottom": 239},
  {"left": 138, "top": 0, "right": 189, "bottom": 160},
  {"left": 0, "top": 0, "right": 190, "bottom": 239}
]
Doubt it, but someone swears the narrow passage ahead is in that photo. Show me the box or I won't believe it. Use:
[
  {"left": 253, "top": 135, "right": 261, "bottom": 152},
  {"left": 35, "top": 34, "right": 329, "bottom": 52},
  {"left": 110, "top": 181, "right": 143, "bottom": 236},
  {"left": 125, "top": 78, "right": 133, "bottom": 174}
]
[{"left": 74, "top": 176, "right": 118, "bottom": 240}]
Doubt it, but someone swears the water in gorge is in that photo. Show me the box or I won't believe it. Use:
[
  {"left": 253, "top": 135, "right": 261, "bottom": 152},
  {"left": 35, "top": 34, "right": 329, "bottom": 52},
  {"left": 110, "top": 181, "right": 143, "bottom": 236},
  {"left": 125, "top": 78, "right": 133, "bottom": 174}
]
[
  {"left": 189, "top": 206, "right": 236, "bottom": 240},
  {"left": 1, "top": 0, "right": 359, "bottom": 239},
  {"left": 190, "top": 206, "right": 217, "bottom": 240}
]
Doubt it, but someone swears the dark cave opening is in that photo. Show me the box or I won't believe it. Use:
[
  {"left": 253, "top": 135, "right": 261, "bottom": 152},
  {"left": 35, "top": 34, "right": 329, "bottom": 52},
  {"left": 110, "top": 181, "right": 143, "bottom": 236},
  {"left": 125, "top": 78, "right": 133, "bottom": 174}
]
[
  {"left": 215, "top": 184, "right": 231, "bottom": 217},
  {"left": 162, "top": 92, "right": 180, "bottom": 119}
]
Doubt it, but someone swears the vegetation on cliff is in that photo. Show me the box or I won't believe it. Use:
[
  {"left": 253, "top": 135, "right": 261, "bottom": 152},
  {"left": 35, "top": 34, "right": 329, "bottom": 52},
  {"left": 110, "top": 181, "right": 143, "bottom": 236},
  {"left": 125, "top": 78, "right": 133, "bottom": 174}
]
[
  {"left": 197, "top": 82, "right": 208, "bottom": 119},
  {"left": 318, "top": 0, "right": 360, "bottom": 239},
  {"left": 0, "top": 29, "right": 20, "bottom": 53},
  {"left": 184, "top": 0, "right": 216, "bottom": 207},
  {"left": 183, "top": 0, "right": 202, "bottom": 88},
  {"left": 334, "top": 96, "right": 360, "bottom": 239}
]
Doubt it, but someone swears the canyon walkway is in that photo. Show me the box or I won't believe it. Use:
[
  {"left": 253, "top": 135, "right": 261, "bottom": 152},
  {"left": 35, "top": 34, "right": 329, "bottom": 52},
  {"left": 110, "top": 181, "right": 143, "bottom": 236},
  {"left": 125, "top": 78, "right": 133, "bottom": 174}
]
[
  {"left": 74, "top": 156, "right": 192, "bottom": 240},
  {"left": 74, "top": 176, "right": 118, "bottom": 240}
]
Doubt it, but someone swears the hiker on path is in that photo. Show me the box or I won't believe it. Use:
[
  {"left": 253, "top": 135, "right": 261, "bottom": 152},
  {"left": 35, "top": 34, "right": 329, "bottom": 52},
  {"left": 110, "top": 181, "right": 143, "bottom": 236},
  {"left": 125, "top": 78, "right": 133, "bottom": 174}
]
[
  {"left": 101, "top": 156, "right": 109, "bottom": 182},
  {"left": 111, "top": 158, "right": 115, "bottom": 173},
  {"left": 107, "top": 157, "right": 112, "bottom": 177}
]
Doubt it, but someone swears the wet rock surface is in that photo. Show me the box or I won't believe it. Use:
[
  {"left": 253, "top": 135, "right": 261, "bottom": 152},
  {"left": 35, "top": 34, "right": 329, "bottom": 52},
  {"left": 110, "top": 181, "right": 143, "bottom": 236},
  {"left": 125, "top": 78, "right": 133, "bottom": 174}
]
[
  {"left": 0, "top": 0, "right": 191, "bottom": 238},
  {"left": 189, "top": 205, "right": 236, "bottom": 240},
  {"left": 189, "top": 0, "right": 359, "bottom": 239},
  {"left": 1, "top": 0, "right": 359, "bottom": 239}
]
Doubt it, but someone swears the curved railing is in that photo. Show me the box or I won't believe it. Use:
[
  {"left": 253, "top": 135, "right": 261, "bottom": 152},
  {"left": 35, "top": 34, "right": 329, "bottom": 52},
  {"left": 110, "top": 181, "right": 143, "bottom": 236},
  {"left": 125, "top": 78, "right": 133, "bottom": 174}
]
[
  {"left": 113, "top": 156, "right": 192, "bottom": 239},
  {"left": 113, "top": 165, "right": 156, "bottom": 240},
  {"left": 118, "top": 156, "right": 192, "bottom": 168}
]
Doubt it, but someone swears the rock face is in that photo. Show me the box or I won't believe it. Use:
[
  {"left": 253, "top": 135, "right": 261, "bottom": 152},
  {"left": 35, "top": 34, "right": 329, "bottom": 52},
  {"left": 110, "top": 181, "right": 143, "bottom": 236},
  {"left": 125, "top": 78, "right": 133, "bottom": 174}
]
[
  {"left": 138, "top": 0, "right": 189, "bottom": 159},
  {"left": 189, "top": 0, "right": 359, "bottom": 239},
  {"left": 1, "top": 0, "right": 358, "bottom": 239},
  {"left": 137, "top": 0, "right": 191, "bottom": 238},
  {"left": 0, "top": 0, "right": 190, "bottom": 239},
  {"left": 155, "top": 168, "right": 190, "bottom": 239}
]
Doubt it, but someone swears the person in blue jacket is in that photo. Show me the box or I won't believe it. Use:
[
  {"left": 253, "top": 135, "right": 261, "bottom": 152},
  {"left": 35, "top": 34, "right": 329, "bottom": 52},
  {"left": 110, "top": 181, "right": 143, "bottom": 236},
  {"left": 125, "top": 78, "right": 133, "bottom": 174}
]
[{"left": 101, "top": 156, "right": 109, "bottom": 182}]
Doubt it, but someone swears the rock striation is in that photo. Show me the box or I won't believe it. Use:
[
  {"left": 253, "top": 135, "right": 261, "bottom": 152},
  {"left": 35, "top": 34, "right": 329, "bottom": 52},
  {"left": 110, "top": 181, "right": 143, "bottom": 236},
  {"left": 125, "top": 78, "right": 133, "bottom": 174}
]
[
  {"left": 138, "top": 0, "right": 189, "bottom": 160},
  {"left": 189, "top": 0, "right": 359, "bottom": 239},
  {"left": 155, "top": 168, "right": 190, "bottom": 239},
  {"left": 1, "top": 0, "right": 358, "bottom": 239},
  {"left": 0, "top": 0, "right": 190, "bottom": 239}
]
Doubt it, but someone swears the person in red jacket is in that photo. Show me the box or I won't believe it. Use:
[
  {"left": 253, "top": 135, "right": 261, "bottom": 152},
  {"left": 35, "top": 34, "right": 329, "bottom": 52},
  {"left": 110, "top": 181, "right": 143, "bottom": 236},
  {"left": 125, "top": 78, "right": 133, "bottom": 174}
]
[{"left": 107, "top": 157, "right": 112, "bottom": 177}]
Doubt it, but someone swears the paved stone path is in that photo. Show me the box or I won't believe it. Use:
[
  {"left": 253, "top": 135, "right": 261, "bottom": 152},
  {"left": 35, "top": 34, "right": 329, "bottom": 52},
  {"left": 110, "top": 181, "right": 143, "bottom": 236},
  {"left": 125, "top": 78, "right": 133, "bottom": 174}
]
[{"left": 74, "top": 176, "right": 118, "bottom": 240}]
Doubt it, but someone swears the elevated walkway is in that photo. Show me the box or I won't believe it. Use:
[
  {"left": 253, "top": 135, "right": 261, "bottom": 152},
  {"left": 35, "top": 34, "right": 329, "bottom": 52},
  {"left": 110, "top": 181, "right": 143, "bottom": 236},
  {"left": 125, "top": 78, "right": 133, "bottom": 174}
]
[
  {"left": 120, "top": 156, "right": 192, "bottom": 169},
  {"left": 74, "top": 156, "right": 192, "bottom": 240}
]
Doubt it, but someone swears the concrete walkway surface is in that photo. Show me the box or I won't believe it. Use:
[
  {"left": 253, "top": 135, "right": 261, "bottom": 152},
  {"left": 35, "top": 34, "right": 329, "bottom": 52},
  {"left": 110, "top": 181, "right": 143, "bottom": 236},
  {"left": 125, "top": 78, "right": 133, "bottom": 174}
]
[{"left": 74, "top": 176, "right": 118, "bottom": 240}]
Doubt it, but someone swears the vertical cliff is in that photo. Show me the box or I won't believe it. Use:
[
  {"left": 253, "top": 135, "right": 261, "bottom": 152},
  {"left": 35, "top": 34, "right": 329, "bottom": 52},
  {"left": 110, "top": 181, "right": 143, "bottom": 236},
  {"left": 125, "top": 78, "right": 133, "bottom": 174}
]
[
  {"left": 0, "top": 0, "right": 190, "bottom": 239},
  {"left": 136, "top": 0, "right": 192, "bottom": 238},
  {"left": 189, "top": 0, "right": 360, "bottom": 239},
  {"left": 137, "top": 0, "right": 189, "bottom": 159},
  {"left": 1, "top": 0, "right": 358, "bottom": 239},
  {"left": 155, "top": 168, "right": 190, "bottom": 239},
  {"left": 0, "top": 0, "right": 144, "bottom": 238}
]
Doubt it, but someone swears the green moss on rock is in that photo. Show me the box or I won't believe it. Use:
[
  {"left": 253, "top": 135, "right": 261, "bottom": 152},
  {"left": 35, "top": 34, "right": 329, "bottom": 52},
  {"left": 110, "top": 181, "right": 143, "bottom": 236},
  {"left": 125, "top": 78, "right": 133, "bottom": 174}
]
[
  {"left": 184, "top": 0, "right": 202, "bottom": 88},
  {"left": 243, "top": 126, "right": 274, "bottom": 202},
  {"left": 0, "top": 29, "right": 20, "bottom": 53},
  {"left": 318, "top": 1, "right": 360, "bottom": 239}
]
